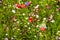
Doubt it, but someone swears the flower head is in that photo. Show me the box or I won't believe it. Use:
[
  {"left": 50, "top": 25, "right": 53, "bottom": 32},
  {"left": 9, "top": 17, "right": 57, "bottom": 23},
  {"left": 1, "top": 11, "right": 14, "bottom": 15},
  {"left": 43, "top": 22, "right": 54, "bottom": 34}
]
[
  {"left": 21, "top": 4, "right": 27, "bottom": 8},
  {"left": 39, "top": 22, "right": 47, "bottom": 31},
  {"left": 40, "top": 27, "right": 45, "bottom": 31},
  {"left": 14, "top": 4, "right": 21, "bottom": 9},
  {"left": 25, "top": 1, "right": 31, "bottom": 6},
  {"left": 28, "top": 17, "right": 33, "bottom": 23}
]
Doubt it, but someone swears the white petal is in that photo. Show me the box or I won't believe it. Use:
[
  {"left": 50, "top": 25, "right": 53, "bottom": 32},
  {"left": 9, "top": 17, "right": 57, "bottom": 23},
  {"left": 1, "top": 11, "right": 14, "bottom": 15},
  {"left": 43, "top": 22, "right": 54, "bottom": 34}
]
[
  {"left": 40, "top": 23, "right": 47, "bottom": 28},
  {"left": 5, "top": 34, "right": 8, "bottom": 36},
  {"left": 17, "top": 29, "right": 20, "bottom": 30},
  {"left": 14, "top": 19, "right": 17, "bottom": 21},
  {"left": 36, "top": 15, "right": 39, "bottom": 18},
  {"left": 4, "top": 38, "right": 8, "bottom": 40},
  {"left": 11, "top": 37, "right": 14, "bottom": 39},
  {"left": 51, "top": 20, "right": 55, "bottom": 23},
  {"left": 12, "top": 10, "right": 15, "bottom": 13},
  {"left": 17, "top": 21, "right": 19, "bottom": 23},
  {"left": 43, "top": 18, "right": 46, "bottom": 21},
  {"left": 56, "top": 36, "right": 58, "bottom": 40},
  {"left": 28, "top": 27, "right": 31, "bottom": 29},
  {"left": 34, "top": 35, "right": 37, "bottom": 38},
  {"left": 36, "top": 25, "right": 39, "bottom": 28},
  {"left": 27, "top": 22, "right": 30, "bottom": 25},
  {"left": 35, "top": 5, "right": 39, "bottom": 9},
  {"left": 23, "top": 13, "right": 25, "bottom": 16},
  {"left": 25, "top": 17, "right": 28, "bottom": 20}
]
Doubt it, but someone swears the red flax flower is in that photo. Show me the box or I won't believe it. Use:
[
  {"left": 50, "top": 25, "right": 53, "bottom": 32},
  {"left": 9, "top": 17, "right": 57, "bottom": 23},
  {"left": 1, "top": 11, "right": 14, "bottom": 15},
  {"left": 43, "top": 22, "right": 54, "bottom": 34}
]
[
  {"left": 28, "top": 17, "right": 33, "bottom": 23},
  {"left": 15, "top": 4, "right": 21, "bottom": 9},
  {"left": 39, "top": 23, "right": 47, "bottom": 32},
  {"left": 21, "top": 4, "right": 27, "bottom": 8}
]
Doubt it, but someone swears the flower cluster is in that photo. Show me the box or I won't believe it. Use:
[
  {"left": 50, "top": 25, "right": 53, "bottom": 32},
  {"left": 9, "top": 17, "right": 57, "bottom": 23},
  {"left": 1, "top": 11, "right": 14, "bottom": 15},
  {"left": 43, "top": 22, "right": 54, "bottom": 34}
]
[{"left": 14, "top": 1, "right": 31, "bottom": 9}]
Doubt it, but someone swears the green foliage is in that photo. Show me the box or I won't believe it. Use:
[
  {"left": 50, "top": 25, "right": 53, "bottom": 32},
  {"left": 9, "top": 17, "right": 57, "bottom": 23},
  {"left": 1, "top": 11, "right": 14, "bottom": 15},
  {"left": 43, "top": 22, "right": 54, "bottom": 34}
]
[{"left": 0, "top": 0, "right": 60, "bottom": 40}]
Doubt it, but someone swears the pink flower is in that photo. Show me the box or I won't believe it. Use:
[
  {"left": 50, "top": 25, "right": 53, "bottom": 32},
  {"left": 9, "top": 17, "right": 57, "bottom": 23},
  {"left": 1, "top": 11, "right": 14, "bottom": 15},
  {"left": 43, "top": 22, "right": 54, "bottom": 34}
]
[{"left": 40, "top": 27, "right": 45, "bottom": 31}]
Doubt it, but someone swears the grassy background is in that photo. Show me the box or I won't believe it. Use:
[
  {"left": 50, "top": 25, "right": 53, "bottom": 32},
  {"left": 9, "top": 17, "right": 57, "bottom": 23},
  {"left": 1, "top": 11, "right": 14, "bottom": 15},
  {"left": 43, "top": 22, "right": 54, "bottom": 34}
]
[{"left": 0, "top": 0, "right": 60, "bottom": 40}]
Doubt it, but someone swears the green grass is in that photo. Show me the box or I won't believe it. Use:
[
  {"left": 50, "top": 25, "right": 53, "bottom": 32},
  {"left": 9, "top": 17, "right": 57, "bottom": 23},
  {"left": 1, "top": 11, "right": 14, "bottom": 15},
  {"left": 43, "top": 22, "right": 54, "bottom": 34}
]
[{"left": 0, "top": 0, "right": 60, "bottom": 40}]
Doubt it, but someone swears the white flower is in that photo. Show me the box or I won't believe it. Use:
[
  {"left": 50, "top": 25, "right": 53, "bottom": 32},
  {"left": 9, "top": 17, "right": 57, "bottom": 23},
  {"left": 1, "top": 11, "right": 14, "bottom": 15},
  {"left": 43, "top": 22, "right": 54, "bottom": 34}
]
[
  {"left": 4, "top": 38, "right": 8, "bottom": 40},
  {"left": 9, "top": 5, "right": 11, "bottom": 7},
  {"left": 4, "top": 4, "right": 7, "bottom": 5},
  {"left": 43, "top": 18, "right": 46, "bottom": 21},
  {"left": 3, "top": 7, "right": 6, "bottom": 9},
  {"left": 23, "top": 13, "right": 25, "bottom": 16},
  {"left": 36, "top": 25, "right": 39, "bottom": 28},
  {"left": 59, "top": 37, "right": 60, "bottom": 40},
  {"left": 56, "top": 5, "right": 59, "bottom": 7},
  {"left": 5, "top": 34, "right": 8, "bottom": 36},
  {"left": 25, "top": 25, "right": 27, "bottom": 27},
  {"left": 34, "top": 35, "right": 37, "bottom": 38},
  {"left": 20, "top": 33, "right": 22, "bottom": 35},
  {"left": 14, "top": 19, "right": 17, "bottom": 21},
  {"left": 28, "top": 27, "right": 31, "bottom": 29},
  {"left": 27, "top": 22, "right": 30, "bottom": 25},
  {"left": 33, "top": 9, "right": 35, "bottom": 11},
  {"left": 36, "top": 15, "right": 39, "bottom": 18},
  {"left": 51, "top": 20, "right": 55, "bottom": 23},
  {"left": 17, "top": 21, "right": 19, "bottom": 24},
  {"left": 14, "top": 35, "right": 16, "bottom": 38},
  {"left": 25, "top": 17, "right": 28, "bottom": 20},
  {"left": 12, "top": 10, "right": 16, "bottom": 13},
  {"left": 13, "top": 27, "right": 16, "bottom": 30},
  {"left": 40, "top": 23, "right": 47, "bottom": 28},
  {"left": 44, "top": 11, "right": 46, "bottom": 13},
  {"left": 40, "top": 32, "right": 43, "bottom": 37},
  {"left": 57, "top": 31, "right": 60, "bottom": 35},
  {"left": 31, "top": 13, "right": 35, "bottom": 16},
  {"left": 17, "top": 29, "right": 20, "bottom": 31},
  {"left": 11, "top": 37, "right": 14, "bottom": 40},
  {"left": 56, "top": 36, "right": 60, "bottom": 40},
  {"left": 35, "top": 5, "right": 39, "bottom": 9},
  {"left": 56, "top": 36, "right": 58, "bottom": 40}
]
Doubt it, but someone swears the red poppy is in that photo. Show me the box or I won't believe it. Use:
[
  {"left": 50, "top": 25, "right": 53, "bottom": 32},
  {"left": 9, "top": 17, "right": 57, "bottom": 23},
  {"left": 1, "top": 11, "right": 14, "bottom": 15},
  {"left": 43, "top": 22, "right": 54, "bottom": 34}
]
[
  {"left": 21, "top": 4, "right": 27, "bottom": 8},
  {"left": 15, "top": 4, "right": 21, "bottom": 8},
  {"left": 28, "top": 17, "right": 33, "bottom": 23}
]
